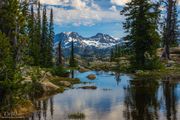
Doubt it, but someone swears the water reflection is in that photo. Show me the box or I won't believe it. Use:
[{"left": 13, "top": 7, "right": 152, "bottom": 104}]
[
  {"left": 115, "top": 73, "right": 121, "bottom": 86},
  {"left": 0, "top": 71, "right": 179, "bottom": 120},
  {"left": 28, "top": 72, "right": 180, "bottom": 120},
  {"left": 123, "top": 79, "right": 160, "bottom": 120},
  {"left": 162, "top": 78, "right": 179, "bottom": 120}
]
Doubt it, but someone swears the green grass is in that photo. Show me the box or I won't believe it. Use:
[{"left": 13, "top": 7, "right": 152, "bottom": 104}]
[{"left": 135, "top": 64, "right": 180, "bottom": 80}]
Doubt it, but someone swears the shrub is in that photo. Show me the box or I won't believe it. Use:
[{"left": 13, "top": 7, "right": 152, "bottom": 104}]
[{"left": 51, "top": 66, "right": 69, "bottom": 77}]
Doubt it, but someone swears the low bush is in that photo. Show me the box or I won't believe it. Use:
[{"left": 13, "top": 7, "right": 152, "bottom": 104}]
[{"left": 51, "top": 66, "right": 69, "bottom": 77}]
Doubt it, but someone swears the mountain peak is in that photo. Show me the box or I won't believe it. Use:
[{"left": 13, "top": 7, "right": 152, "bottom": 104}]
[{"left": 96, "top": 33, "right": 104, "bottom": 36}]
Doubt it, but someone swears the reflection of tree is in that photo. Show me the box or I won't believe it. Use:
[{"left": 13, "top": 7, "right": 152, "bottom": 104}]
[
  {"left": 71, "top": 70, "right": 74, "bottom": 78},
  {"left": 115, "top": 73, "right": 121, "bottom": 86},
  {"left": 43, "top": 100, "right": 48, "bottom": 120},
  {"left": 50, "top": 97, "right": 54, "bottom": 119},
  {"left": 162, "top": 77, "right": 178, "bottom": 120},
  {"left": 123, "top": 79, "right": 159, "bottom": 120}
]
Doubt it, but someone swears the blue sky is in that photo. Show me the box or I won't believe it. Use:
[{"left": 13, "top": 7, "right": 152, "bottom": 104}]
[
  {"left": 41, "top": 0, "right": 180, "bottom": 39},
  {"left": 40, "top": 0, "right": 127, "bottom": 38}
]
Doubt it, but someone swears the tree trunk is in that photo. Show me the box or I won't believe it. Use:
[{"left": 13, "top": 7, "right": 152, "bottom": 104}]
[
  {"left": 58, "top": 41, "right": 63, "bottom": 66},
  {"left": 161, "top": 0, "right": 173, "bottom": 60}
]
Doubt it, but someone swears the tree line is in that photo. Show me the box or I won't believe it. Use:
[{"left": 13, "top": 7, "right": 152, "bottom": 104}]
[
  {"left": 111, "top": 0, "right": 179, "bottom": 70},
  {"left": 0, "top": 0, "right": 54, "bottom": 81}
]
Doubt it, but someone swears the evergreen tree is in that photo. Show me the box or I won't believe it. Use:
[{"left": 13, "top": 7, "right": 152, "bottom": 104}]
[
  {"left": 0, "top": 32, "right": 14, "bottom": 81},
  {"left": 161, "top": 0, "right": 179, "bottom": 59},
  {"left": 33, "top": 2, "right": 41, "bottom": 66},
  {"left": 57, "top": 40, "right": 63, "bottom": 66},
  {"left": 110, "top": 48, "right": 114, "bottom": 62},
  {"left": 46, "top": 8, "right": 54, "bottom": 67},
  {"left": 28, "top": 5, "right": 35, "bottom": 65},
  {"left": 171, "top": 0, "right": 179, "bottom": 46},
  {"left": 0, "top": 0, "right": 28, "bottom": 68},
  {"left": 69, "top": 40, "right": 76, "bottom": 67},
  {"left": 121, "top": 0, "right": 160, "bottom": 70},
  {"left": 0, "top": 0, "right": 18, "bottom": 67},
  {"left": 40, "top": 6, "right": 49, "bottom": 67}
]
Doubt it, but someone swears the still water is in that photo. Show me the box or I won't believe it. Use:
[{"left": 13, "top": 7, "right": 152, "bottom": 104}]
[{"left": 29, "top": 71, "right": 180, "bottom": 120}]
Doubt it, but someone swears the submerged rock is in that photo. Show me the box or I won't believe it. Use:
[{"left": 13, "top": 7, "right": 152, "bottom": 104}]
[
  {"left": 87, "top": 74, "right": 96, "bottom": 80},
  {"left": 79, "top": 86, "right": 97, "bottom": 90}
]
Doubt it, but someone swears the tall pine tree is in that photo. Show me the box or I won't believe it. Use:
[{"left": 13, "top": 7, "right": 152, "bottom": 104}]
[
  {"left": 0, "top": 32, "right": 14, "bottom": 81},
  {"left": 46, "top": 8, "right": 54, "bottom": 67},
  {"left": 28, "top": 5, "right": 36, "bottom": 65},
  {"left": 57, "top": 40, "right": 63, "bottom": 66},
  {"left": 161, "top": 0, "right": 179, "bottom": 59},
  {"left": 69, "top": 40, "right": 76, "bottom": 67},
  {"left": 121, "top": 0, "right": 160, "bottom": 70},
  {"left": 33, "top": 2, "right": 41, "bottom": 66},
  {"left": 40, "top": 6, "right": 49, "bottom": 67}
]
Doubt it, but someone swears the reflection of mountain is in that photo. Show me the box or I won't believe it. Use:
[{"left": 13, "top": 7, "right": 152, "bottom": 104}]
[{"left": 54, "top": 32, "right": 121, "bottom": 56}]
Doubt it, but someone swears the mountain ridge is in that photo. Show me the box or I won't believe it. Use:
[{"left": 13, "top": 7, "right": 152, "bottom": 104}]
[{"left": 54, "top": 32, "right": 121, "bottom": 56}]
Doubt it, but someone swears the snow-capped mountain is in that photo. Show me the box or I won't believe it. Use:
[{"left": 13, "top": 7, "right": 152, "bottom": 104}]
[{"left": 54, "top": 32, "right": 121, "bottom": 56}]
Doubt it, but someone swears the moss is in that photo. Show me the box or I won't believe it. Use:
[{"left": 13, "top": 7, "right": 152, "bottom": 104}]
[{"left": 68, "top": 112, "right": 85, "bottom": 119}]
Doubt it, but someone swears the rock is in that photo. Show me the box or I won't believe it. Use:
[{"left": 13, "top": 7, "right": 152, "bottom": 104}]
[
  {"left": 79, "top": 67, "right": 89, "bottom": 73},
  {"left": 46, "top": 72, "right": 52, "bottom": 77},
  {"left": 41, "top": 81, "right": 59, "bottom": 92},
  {"left": 14, "top": 100, "right": 34, "bottom": 116},
  {"left": 166, "top": 60, "right": 175, "bottom": 67},
  {"left": 79, "top": 86, "right": 97, "bottom": 90},
  {"left": 21, "top": 80, "right": 32, "bottom": 84},
  {"left": 22, "top": 76, "right": 32, "bottom": 81},
  {"left": 87, "top": 74, "right": 96, "bottom": 80},
  {"left": 59, "top": 81, "right": 71, "bottom": 87},
  {"left": 40, "top": 70, "right": 46, "bottom": 76}
]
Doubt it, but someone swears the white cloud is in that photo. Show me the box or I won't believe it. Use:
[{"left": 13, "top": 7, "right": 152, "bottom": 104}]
[
  {"left": 111, "top": 0, "right": 130, "bottom": 6},
  {"left": 52, "top": 7, "right": 123, "bottom": 26},
  {"left": 109, "top": 5, "right": 117, "bottom": 12},
  {"left": 40, "top": 0, "right": 70, "bottom": 5},
  {"left": 41, "top": 0, "right": 124, "bottom": 26},
  {"left": 71, "top": 0, "right": 87, "bottom": 9}
]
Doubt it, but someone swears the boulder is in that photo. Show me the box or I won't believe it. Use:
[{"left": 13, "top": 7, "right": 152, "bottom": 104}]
[
  {"left": 41, "top": 81, "right": 59, "bottom": 92},
  {"left": 46, "top": 72, "right": 52, "bottom": 77},
  {"left": 79, "top": 67, "right": 89, "bottom": 73},
  {"left": 21, "top": 80, "right": 32, "bottom": 84},
  {"left": 166, "top": 60, "right": 175, "bottom": 67},
  {"left": 87, "top": 74, "right": 96, "bottom": 80},
  {"left": 40, "top": 70, "right": 46, "bottom": 76},
  {"left": 59, "top": 81, "right": 71, "bottom": 87}
]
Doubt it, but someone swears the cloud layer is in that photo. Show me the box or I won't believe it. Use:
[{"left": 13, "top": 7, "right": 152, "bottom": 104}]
[{"left": 40, "top": 0, "right": 125, "bottom": 26}]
